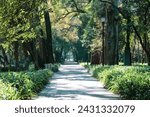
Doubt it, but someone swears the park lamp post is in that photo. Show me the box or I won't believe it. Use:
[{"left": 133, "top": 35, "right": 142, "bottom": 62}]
[{"left": 101, "top": 17, "right": 106, "bottom": 66}]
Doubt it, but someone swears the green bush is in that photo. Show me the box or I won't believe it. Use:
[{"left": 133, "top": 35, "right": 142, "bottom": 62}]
[
  {"left": 28, "top": 63, "right": 60, "bottom": 72},
  {"left": 111, "top": 73, "right": 150, "bottom": 99},
  {"left": 99, "top": 67, "right": 124, "bottom": 89},
  {"left": 0, "top": 69, "right": 53, "bottom": 100},
  {"left": 50, "top": 64, "right": 60, "bottom": 72},
  {"left": 44, "top": 63, "right": 60, "bottom": 72},
  {"left": 0, "top": 80, "right": 19, "bottom": 100},
  {"left": 81, "top": 63, "right": 109, "bottom": 78},
  {"left": 84, "top": 64, "right": 150, "bottom": 100}
]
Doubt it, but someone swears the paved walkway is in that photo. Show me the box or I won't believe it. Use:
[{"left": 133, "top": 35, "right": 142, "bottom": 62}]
[{"left": 37, "top": 62, "right": 119, "bottom": 100}]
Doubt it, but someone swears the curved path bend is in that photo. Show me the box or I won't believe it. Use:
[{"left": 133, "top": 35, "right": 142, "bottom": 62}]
[{"left": 37, "top": 62, "right": 119, "bottom": 100}]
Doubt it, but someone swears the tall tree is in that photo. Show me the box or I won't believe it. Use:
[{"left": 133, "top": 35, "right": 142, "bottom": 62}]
[
  {"left": 104, "top": 0, "right": 119, "bottom": 65},
  {"left": 44, "top": 0, "right": 54, "bottom": 64}
]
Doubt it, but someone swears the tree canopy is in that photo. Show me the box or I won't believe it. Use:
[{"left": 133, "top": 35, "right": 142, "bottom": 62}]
[{"left": 0, "top": 0, "right": 150, "bottom": 71}]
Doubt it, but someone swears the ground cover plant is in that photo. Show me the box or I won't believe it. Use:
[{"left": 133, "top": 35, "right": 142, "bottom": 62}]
[
  {"left": 0, "top": 69, "right": 53, "bottom": 100},
  {"left": 83, "top": 63, "right": 150, "bottom": 100}
]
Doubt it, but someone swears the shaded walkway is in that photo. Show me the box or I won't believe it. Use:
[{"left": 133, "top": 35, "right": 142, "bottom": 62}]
[{"left": 37, "top": 62, "right": 120, "bottom": 100}]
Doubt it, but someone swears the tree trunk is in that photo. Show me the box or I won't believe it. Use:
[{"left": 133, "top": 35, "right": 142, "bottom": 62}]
[
  {"left": 34, "top": 7, "right": 46, "bottom": 68},
  {"left": 14, "top": 41, "right": 19, "bottom": 70},
  {"left": 1, "top": 46, "right": 9, "bottom": 66},
  {"left": 91, "top": 51, "right": 101, "bottom": 65},
  {"left": 27, "top": 41, "right": 39, "bottom": 69},
  {"left": 38, "top": 29, "right": 46, "bottom": 67},
  {"left": 124, "top": 18, "right": 131, "bottom": 66},
  {"left": 44, "top": 1, "right": 54, "bottom": 64},
  {"left": 114, "top": 0, "right": 119, "bottom": 65},
  {"left": 132, "top": 11, "right": 150, "bottom": 66},
  {"left": 147, "top": 53, "right": 150, "bottom": 66},
  {"left": 104, "top": 1, "right": 119, "bottom": 65},
  {"left": 22, "top": 43, "right": 30, "bottom": 70}
]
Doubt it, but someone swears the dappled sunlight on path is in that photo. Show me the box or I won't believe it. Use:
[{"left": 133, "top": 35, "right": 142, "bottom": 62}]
[{"left": 37, "top": 62, "right": 120, "bottom": 100}]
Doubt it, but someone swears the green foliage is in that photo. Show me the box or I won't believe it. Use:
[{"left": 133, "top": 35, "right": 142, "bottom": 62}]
[
  {"left": 0, "top": 0, "right": 42, "bottom": 45},
  {"left": 53, "top": 30, "right": 70, "bottom": 63},
  {"left": 28, "top": 63, "right": 60, "bottom": 72},
  {"left": 73, "top": 40, "right": 89, "bottom": 62},
  {"left": 0, "top": 69, "right": 53, "bottom": 100},
  {"left": 50, "top": 64, "right": 60, "bottom": 72},
  {"left": 99, "top": 67, "right": 124, "bottom": 89},
  {"left": 111, "top": 73, "right": 150, "bottom": 100},
  {"left": 0, "top": 80, "right": 19, "bottom": 100},
  {"left": 84, "top": 64, "right": 150, "bottom": 99},
  {"left": 83, "top": 64, "right": 109, "bottom": 78}
]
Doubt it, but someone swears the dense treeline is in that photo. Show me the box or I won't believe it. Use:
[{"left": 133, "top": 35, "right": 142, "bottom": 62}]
[
  {"left": 48, "top": 0, "right": 150, "bottom": 66},
  {"left": 0, "top": 0, "right": 150, "bottom": 72},
  {"left": 0, "top": 0, "right": 54, "bottom": 71},
  {"left": 50, "top": 0, "right": 150, "bottom": 66}
]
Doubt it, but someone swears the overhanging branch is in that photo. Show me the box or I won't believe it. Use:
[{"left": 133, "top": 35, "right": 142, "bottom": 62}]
[{"left": 99, "top": 0, "right": 127, "bottom": 19}]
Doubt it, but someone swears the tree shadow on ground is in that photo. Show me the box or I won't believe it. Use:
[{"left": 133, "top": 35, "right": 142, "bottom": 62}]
[
  {"left": 39, "top": 87, "right": 119, "bottom": 100},
  {"left": 38, "top": 62, "right": 120, "bottom": 100}
]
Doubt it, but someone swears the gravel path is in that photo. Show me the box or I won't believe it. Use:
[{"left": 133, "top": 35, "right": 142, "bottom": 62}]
[{"left": 37, "top": 62, "right": 119, "bottom": 100}]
